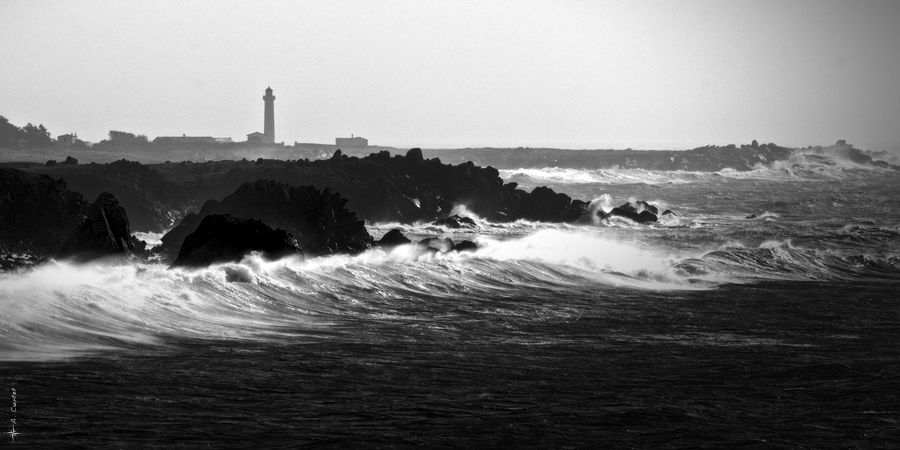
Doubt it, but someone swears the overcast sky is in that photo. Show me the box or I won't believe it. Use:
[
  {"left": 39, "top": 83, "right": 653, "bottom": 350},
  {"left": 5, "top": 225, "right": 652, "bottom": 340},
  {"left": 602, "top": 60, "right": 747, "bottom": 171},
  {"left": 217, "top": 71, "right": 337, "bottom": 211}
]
[{"left": 2, "top": 0, "right": 899, "bottom": 150}]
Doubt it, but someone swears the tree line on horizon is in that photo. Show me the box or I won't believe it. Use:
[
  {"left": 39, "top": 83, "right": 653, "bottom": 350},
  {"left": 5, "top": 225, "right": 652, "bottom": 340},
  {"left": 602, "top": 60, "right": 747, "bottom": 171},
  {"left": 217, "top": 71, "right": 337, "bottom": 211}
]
[
  {"left": 0, "top": 115, "right": 154, "bottom": 151},
  {"left": 0, "top": 115, "right": 53, "bottom": 149}
]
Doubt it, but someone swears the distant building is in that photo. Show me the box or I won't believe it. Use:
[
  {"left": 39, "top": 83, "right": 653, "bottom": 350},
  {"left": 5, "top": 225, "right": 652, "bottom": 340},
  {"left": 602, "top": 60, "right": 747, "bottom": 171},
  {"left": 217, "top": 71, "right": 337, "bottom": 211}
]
[
  {"left": 335, "top": 135, "right": 368, "bottom": 147},
  {"left": 153, "top": 134, "right": 232, "bottom": 145},
  {"left": 246, "top": 131, "right": 268, "bottom": 144},
  {"left": 57, "top": 133, "right": 78, "bottom": 146},
  {"left": 246, "top": 87, "right": 276, "bottom": 144}
]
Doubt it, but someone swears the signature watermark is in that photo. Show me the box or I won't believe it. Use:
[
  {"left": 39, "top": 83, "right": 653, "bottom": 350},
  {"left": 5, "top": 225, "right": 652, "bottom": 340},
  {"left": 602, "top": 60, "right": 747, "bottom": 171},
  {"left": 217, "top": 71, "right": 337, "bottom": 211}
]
[{"left": 6, "top": 387, "right": 18, "bottom": 443}]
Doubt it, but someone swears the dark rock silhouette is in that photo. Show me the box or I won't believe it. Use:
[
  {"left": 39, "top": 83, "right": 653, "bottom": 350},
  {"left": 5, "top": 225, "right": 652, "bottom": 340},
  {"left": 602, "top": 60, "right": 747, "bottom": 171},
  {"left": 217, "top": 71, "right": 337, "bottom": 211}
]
[
  {"left": 523, "top": 186, "right": 587, "bottom": 222},
  {"left": 417, "top": 237, "right": 479, "bottom": 254},
  {"left": 28, "top": 159, "right": 188, "bottom": 232},
  {"left": 595, "top": 209, "right": 610, "bottom": 221},
  {"left": 159, "top": 180, "right": 372, "bottom": 260},
  {"left": 609, "top": 201, "right": 659, "bottom": 223},
  {"left": 172, "top": 214, "right": 301, "bottom": 268},
  {"left": 376, "top": 229, "right": 411, "bottom": 247},
  {"left": 57, "top": 192, "right": 142, "bottom": 262},
  {"left": 452, "top": 240, "right": 478, "bottom": 252},
  {"left": 23, "top": 150, "right": 593, "bottom": 231},
  {"left": 661, "top": 209, "right": 676, "bottom": 216},
  {"left": 405, "top": 147, "right": 424, "bottom": 162},
  {"left": 432, "top": 215, "right": 477, "bottom": 228},
  {"left": 0, "top": 167, "right": 87, "bottom": 255}
]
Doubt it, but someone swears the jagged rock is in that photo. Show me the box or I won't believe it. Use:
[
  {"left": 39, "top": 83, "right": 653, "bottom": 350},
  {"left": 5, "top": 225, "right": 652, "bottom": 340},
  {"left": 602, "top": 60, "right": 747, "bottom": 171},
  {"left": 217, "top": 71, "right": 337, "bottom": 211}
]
[
  {"left": 158, "top": 180, "right": 372, "bottom": 260},
  {"left": 432, "top": 215, "right": 477, "bottom": 228},
  {"left": 415, "top": 237, "right": 478, "bottom": 253},
  {"left": 28, "top": 159, "right": 187, "bottom": 232},
  {"left": 746, "top": 214, "right": 758, "bottom": 219},
  {"left": 609, "top": 201, "right": 659, "bottom": 223},
  {"left": 57, "top": 192, "right": 140, "bottom": 262},
  {"left": 523, "top": 186, "right": 588, "bottom": 222},
  {"left": 0, "top": 167, "right": 89, "bottom": 255},
  {"left": 662, "top": 209, "right": 675, "bottom": 216},
  {"left": 595, "top": 209, "right": 610, "bottom": 221},
  {"left": 376, "top": 229, "right": 411, "bottom": 247},
  {"left": 452, "top": 240, "right": 478, "bottom": 252},
  {"left": 20, "top": 150, "right": 595, "bottom": 229},
  {"left": 406, "top": 147, "right": 424, "bottom": 162},
  {"left": 171, "top": 214, "right": 301, "bottom": 268},
  {"left": 417, "top": 237, "right": 455, "bottom": 253},
  {"left": 636, "top": 200, "right": 658, "bottom": 215}
]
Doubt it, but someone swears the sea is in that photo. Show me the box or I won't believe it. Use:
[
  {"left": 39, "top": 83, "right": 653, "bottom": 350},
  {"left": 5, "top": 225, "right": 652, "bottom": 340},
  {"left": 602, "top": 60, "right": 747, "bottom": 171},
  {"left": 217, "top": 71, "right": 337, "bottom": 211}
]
[{"left": 1, "top": 150, "right": 899, "bottom": 448}]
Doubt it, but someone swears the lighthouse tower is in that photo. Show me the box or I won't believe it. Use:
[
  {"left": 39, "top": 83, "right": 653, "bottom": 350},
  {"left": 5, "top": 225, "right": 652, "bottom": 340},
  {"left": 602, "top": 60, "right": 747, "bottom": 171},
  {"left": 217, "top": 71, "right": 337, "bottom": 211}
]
[{"left": 263, "top": 87, "right": 275, "bottom": 143}]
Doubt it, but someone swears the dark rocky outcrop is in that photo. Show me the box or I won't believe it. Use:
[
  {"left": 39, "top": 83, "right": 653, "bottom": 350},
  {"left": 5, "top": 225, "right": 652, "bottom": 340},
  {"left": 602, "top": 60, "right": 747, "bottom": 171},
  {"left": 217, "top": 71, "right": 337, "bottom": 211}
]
[
  {"left": 57, "top": 192, "right": 143, "bottom": 262},
  {"left": 376, "top": 229, "right": 411, "bottom": 247},
  {"left": 159, "top": 148, "right": 589, "bottom": 225},
  {"left": 432, "top": 215, "right": 477, "bottom": 228},
  {"left": 0, "top": 167, "right": 87, "bottom": 255},
  {"left": 19, "top": 149, "right": 594, "bottom": 230},
  {"left": 28, "top": 159, "right": 189, "bottom": 232},
  {"left": 609, "top": 201, "right": 659, "bottom": 224},
  {"left": 635, "top": 200, "right": 658, "bottom": 215},
  {"left": 417, "top": 237, "right": 479, "bottom": 254},
  {"left": 1, "top": 167, "right": 145, "bottom": 266},
  {"left": 662, "top": 209, "right": 675, "bottom": 216},
  {"left": 171, "top": 214, "right": 301, "bottom": 268},
  {"left": 452, "top": 240, "right": 478, "bottom": 252},
  {"left": 159, "top": 180, "right": 372, "bottom": 260}
]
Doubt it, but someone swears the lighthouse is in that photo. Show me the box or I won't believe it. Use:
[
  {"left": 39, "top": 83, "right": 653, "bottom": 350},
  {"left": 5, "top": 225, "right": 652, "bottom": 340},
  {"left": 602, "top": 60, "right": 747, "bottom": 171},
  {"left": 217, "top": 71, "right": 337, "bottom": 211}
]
[{"left": 263, "top": 86, "right": 275, "bottom": 143}]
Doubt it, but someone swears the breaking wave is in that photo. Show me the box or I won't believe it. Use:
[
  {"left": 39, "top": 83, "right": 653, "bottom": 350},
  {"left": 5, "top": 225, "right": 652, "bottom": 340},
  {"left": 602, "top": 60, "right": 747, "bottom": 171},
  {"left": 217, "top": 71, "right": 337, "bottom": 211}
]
[
  {"left": 2, "top": 222, "right": 897, "bottom": 362},
  {"left": 499, "top": 149, "right": 894, "bottom": 186}
]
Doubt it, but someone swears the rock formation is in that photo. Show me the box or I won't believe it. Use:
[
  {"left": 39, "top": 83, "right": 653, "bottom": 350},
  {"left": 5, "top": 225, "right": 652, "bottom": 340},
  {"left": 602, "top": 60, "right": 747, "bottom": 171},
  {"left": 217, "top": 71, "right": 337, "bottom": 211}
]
[
  {"left": 432, "top": 215, "right": 477, "bottom": 229},
  {"left": 417, "top": 237, "right": 479, "bottom": 254},
  {"left": 57, "top": 192, "right": 143, "bottom": 261},
  {"left": 0, "top": 167, "right": 87, "bottom": 254},
  {"left": 171, "top": 214, "right": 301, "bottom": 268},
  {"left": 159, "top": 180, "right": 372, "bottom": 260},
  {"left": 1, "top": 167, "right": 144, "bottom": 266},
  {"left": 376, "top": 229, "right": 411, "bottom": 247},
  {"left": 608, "top": 201, "right": 660, "bottom": 224}
]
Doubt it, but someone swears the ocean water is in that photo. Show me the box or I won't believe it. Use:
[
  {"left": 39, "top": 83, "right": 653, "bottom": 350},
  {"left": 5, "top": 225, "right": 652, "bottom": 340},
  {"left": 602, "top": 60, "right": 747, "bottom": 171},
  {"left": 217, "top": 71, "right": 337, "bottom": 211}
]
[{"left": 1, "top": 157, "right": 899, "bottom": 447}]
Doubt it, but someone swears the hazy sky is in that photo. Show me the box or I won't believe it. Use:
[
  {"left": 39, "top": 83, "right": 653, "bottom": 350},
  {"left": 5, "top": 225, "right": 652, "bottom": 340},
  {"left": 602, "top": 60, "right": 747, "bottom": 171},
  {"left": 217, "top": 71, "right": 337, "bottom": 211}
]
[{"left": 2, "top": 0, "right": 899, "bottom": 149}]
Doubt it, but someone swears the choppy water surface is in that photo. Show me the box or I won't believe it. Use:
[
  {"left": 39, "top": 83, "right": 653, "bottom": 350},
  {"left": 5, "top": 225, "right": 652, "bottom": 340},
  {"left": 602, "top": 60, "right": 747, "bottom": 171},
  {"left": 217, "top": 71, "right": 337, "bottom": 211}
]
[{"left": 1, "top": 157, "right": 898, "bottom": 447}]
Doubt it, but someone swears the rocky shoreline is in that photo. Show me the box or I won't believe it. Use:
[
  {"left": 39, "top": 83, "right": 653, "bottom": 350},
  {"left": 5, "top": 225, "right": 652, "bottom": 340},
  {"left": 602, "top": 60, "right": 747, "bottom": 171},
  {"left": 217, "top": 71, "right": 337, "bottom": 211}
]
[{"left": 1, "top": 149, "right": 615, "bottom": 270}]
